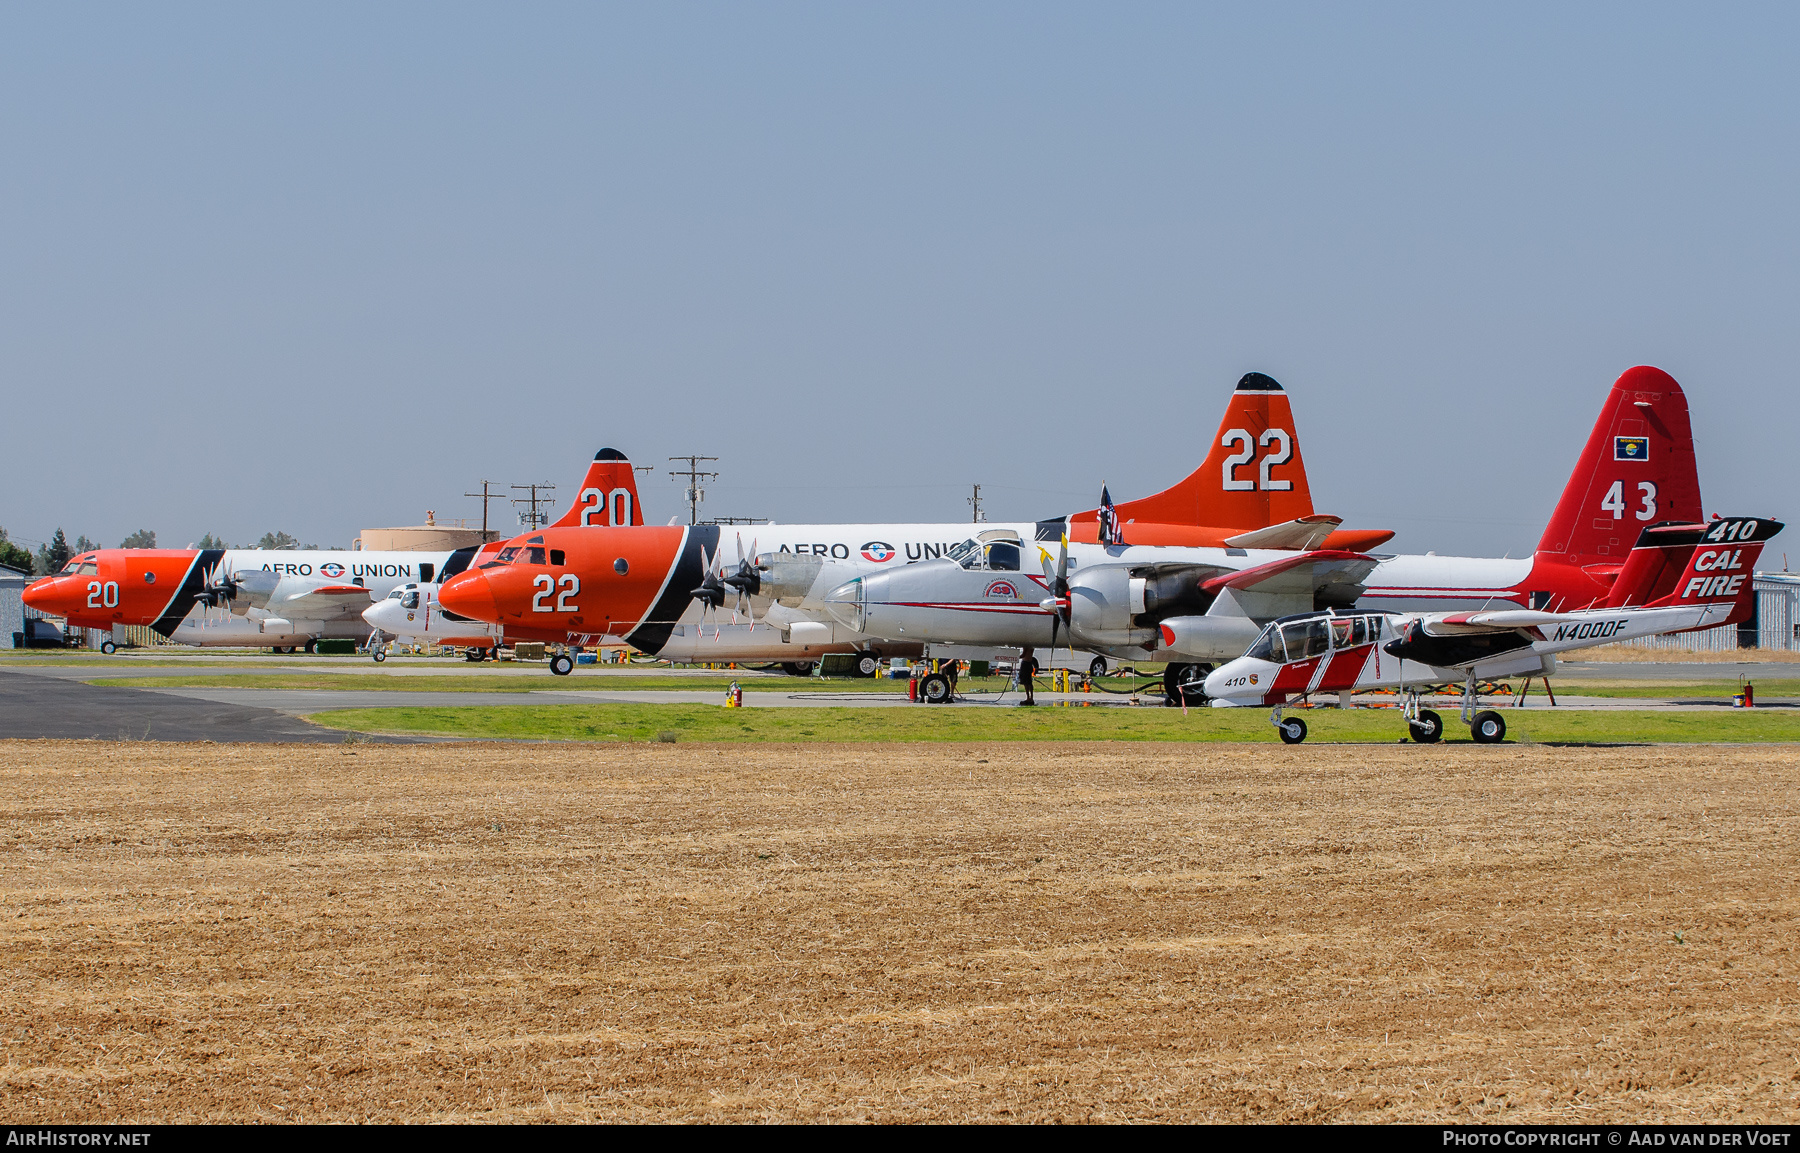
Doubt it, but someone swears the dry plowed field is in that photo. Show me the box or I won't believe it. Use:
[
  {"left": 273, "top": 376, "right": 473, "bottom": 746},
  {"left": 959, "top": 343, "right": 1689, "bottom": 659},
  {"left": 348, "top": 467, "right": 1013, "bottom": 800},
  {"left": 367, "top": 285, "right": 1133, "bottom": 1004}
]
[{"left": 3, "top": 739, "right": 1797, "bottom": 1123}]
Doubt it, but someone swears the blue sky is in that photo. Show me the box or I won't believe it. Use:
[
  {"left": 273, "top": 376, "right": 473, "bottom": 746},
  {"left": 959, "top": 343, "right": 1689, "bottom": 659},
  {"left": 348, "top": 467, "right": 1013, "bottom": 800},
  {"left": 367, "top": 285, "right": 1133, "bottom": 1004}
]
[{"left": 3, "top": 4, "right": 1795, "bottom": 558}]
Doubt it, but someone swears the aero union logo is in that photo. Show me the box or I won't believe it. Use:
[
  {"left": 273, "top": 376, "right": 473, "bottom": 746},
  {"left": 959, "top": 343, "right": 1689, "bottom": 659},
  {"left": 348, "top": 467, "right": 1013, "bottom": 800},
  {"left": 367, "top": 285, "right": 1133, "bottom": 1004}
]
[
  {"left": 860, "top": 541, "right": 896, "bottom": 563},
  {"left": 984, "top": 580, "right": 1018, "bottom": 599},
  {"left": 320, "top": 562, "right": 346, "bottom": 578},
  {"left": 1249, "top": 673, "right": 1259, "bottom": 685}
]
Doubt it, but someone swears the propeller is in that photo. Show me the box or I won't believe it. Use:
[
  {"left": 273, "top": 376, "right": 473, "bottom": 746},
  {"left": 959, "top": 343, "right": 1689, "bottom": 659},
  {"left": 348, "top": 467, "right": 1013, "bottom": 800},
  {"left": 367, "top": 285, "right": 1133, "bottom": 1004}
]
[
  {"left": 199, "top": 566, "right": 242, "bottom": 609},
  {"left": 720, "top": 535, "right": 760, "bottom": 626},
  {"left": 688, "top": 546, "right": 729, "bottom": 640},
  {"left": 1038, "top": 534, "right": 1071, "bottom": 648}
]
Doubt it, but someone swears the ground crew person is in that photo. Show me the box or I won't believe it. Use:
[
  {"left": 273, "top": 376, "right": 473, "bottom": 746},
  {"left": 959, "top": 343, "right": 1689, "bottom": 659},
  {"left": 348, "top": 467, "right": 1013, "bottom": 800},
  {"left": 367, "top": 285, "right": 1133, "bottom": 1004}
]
[{"left": 1018, "top": 646, "right": 1039, "bottom": 706}]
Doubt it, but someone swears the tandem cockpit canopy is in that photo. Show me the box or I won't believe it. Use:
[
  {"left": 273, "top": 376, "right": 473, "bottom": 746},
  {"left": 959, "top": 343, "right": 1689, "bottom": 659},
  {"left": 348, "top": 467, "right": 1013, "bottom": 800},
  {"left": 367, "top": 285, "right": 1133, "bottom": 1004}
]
[
  {"left": 1244, "top": 610, "right": 1390, "bottom": 663},
  {"left": 946, "top": 530, "right": 1024, "bottom": 572}
]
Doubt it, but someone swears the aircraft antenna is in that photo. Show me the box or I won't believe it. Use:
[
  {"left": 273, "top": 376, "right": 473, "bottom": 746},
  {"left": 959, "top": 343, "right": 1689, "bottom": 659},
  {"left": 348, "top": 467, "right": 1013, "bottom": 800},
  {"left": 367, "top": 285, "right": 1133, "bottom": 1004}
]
[
  {"left": 668, "top": 456, "right": 719, "bottom": 525},
  {"left": 968, "top": 484, "right": 986, "bottom": 523}
]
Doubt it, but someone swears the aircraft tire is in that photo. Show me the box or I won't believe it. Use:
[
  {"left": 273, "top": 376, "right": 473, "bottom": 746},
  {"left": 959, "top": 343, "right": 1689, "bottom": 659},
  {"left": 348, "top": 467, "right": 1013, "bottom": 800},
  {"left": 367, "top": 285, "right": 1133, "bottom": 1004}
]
[
  {"left": 101, "top": 640, "right": 117, "bottom": 655},
  {"left": 781, "top": 661, "right": 815, "bottom": 677},
  {"left": 1088, "top": 656, "right": 1107, "bottom": 679},
  {"left": 1163, "top": 662, "right": 1209, "bottom": 706},
  {"left": 855, "top": 653, "right": 881, "bottom": 678},
  {"left": 1409, "top": 709, "right": 1445, "bottom": 744},
  {"left": 920, "top": 672, "right": 953, "bottom": 704},
  {"left": 1278, "top": 717, "right": 1308, "bottom": 744},
  {"left": 304, "top": 639, "right": 318, "bottom": 655},
  {"left": 549, "top": 653, "right": 575, "bottom": 676},
  {"left": 372, "top": 649, "right": 386, "bottom": 663},
  {"left": 1470, "top": 710, "right": 1506, "bottom": 744},
  {"left": 464, "top": 649, "right": 483, "bottom": 662}
]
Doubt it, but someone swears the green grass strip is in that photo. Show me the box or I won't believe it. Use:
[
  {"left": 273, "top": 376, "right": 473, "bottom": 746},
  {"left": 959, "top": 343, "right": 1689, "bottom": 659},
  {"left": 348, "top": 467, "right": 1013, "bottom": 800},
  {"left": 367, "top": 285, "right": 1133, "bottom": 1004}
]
[
  {"left": 88, "top": 673, "right": 919, "bottom": 694},
  {"left": 306, "top": 702, "right": 1800, "bottom": 744}
]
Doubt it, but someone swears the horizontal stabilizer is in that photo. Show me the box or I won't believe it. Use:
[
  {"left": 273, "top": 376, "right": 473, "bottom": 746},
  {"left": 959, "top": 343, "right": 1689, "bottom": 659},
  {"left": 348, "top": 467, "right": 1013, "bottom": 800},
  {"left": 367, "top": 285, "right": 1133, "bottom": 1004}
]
[{"left": 1223, "top": 515, "right": 1342, "bottom": 551}]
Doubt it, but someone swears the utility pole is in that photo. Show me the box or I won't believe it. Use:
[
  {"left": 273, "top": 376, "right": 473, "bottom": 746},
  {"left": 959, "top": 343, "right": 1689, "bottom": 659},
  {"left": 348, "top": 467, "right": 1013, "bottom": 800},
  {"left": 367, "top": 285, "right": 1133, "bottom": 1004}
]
[
  {"left": 510, "top": 482, "right": 557, "bottom": 530},
  {"left": 968, "top": 483, "right": 986, "bottom": 523},
  {"left": 464, "top": 480, "right": 503, "bottom": 539},
  {"left": 668, "top": 456, "right": 719, "bottom": 525}
]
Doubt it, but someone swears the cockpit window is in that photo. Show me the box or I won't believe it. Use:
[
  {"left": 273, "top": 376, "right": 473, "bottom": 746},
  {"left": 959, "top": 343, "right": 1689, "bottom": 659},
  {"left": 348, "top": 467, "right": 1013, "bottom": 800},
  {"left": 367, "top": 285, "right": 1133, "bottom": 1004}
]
[
  {"left": 1279, "top": 618, "right": 1331, "bottom": 662},
  {"left": 387, "top": 588, "right": 404, "bottom": 600},
  {"left": 527, "top": 547, "right": 547, "bottom": 566},
  {"left": 1246, "top": 624, "right": 1282, "bottom": 662},
  {"left": 948, "top": 539, "right": 1021, "bottom": 571},
  {"left": 495, "top": 547, "right": 519, "bottom": 564},
  {"left": 77, "top": 562, "right": 99, "bottom": 576},
  {"left": 401, "top": 591, "right": 420, "bottom": 609}
]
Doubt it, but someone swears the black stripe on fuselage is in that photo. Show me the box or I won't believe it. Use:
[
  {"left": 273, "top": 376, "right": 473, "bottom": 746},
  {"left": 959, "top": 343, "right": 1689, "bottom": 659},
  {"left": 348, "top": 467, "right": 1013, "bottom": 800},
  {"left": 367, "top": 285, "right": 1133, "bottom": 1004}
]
[
  {"left": 151, "top": 549, "right": 226, "bottom": 637},
  {"left": 625, "top": 525, "right": 720, "bottom": 655},
  {"left": 438, "top": 545, "right": 480, "bottom": 582}
]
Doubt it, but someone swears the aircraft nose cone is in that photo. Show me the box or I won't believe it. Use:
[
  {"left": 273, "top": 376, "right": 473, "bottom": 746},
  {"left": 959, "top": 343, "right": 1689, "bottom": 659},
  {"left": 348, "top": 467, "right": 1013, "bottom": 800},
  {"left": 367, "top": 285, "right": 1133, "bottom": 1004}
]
[
  {"left": 21, "top": 577, "right": 68, "bottom": 613},
  {"left": 822, "top": 578, "right": 864, "bottom": 631},
  {"left": 1202, "top": 665, "right": 1231, "bottom": 698},
  {"left": 438, "top": 571, "right": 499, "bottom": 622}
]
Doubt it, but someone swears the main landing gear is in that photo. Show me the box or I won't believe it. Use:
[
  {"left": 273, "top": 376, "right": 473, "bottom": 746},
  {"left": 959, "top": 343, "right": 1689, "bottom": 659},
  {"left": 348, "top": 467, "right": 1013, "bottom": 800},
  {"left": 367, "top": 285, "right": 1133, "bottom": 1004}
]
[
  {"left": 1163, "top": 663, "right": 1211, "bottom": 707},
  {"left": 1270, "top": 683, "right": 1505, "bottom": 746},
  {"left": 1458, "top": 672, "right": 1506, "bottom": 744},
  {"left": 550, "top": 652, "right": 575, "bottom": 676}
]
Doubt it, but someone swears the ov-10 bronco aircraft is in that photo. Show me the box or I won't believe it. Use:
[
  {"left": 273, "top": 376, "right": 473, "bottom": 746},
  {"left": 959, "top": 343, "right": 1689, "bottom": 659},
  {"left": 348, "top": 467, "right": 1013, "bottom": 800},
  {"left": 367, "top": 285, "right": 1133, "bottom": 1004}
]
[
  {"left": 435, "top": 373, "right": 1396, "bottom": 671},
  {"left": 19, "top": 450, "right": 647, "bottom": 651},
  {"left": 817, "top": 364, "right": 1712, "bottom": 704},
  {"left": 1202, "top": 515, "right": 1782, "bottom": 744}
]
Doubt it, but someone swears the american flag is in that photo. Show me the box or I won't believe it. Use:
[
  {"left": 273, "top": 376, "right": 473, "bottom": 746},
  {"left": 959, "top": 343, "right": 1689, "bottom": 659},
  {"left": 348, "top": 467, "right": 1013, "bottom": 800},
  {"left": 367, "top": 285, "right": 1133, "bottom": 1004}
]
[{"left": 1097, "top": 485, "right": 1124, "bottom": 546}]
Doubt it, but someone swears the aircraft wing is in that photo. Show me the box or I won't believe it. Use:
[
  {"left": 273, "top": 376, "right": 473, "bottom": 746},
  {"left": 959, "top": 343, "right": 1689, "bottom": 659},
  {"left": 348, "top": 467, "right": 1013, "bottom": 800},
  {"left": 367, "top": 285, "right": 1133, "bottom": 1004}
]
[
  {"left": 1420, "top": 606, "right": 1683, "bottom": 636},
  {"left": 272, "top": 583, "right": 377, "bottom": 621},
  {"left": 1200, "top": 549, "right": 1377, "bottom": 600},
  {"left": 1221, "top": 515, "right": 1342, "bottom": 551}
]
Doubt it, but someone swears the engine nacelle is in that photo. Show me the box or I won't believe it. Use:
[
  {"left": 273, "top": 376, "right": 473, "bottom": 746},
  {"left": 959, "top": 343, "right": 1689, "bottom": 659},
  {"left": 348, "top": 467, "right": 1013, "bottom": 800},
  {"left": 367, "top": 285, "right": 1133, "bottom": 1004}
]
[
  {"left": 754, "top": 553, "right": 865, "bottom": 611},
  {"left": 224, "top": 570, "right": 282, "bottom": 614},
  {"left": 1064, "top": 563, "right": 1221, "bottom": 649}
]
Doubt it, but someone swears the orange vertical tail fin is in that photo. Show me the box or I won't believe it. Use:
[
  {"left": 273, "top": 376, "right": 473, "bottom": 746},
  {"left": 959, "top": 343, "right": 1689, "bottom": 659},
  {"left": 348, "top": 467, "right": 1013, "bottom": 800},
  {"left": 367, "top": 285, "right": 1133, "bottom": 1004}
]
[
  {"left": 550, "top": 449, "right": 646, "bottom": 529},
  {"left": 1071, "top": 372, "right": 1315, "bottom": 533}
]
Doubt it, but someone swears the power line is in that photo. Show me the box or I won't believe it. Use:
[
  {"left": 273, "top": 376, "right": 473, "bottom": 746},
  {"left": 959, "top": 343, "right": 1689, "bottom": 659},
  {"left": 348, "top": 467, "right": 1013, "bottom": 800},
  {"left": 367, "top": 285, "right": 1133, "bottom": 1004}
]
[{"left": 463, "top": 480, "right": 503, "bottom": 538}]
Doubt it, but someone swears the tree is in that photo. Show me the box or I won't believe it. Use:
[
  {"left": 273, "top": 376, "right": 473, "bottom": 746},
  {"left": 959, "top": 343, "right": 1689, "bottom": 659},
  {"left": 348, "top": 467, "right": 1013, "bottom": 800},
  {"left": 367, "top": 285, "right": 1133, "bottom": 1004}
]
[
  {"left": 257, "top": 531, "right": 300, "bottom": 551},
  {"left": 74, "top": 535, "right": 99, "bottom": 553},
  {"left": 120, "top": 529, "right": 157, "bottom": 549},
  {"left": 34, "top": 528, "right": 71, "bottom": 575},
  {"left": 0, "top": 527, "right": 33, "bottom": 574},
  {"left": 196, "top": 533, "right": 227, "bottom": 550}
]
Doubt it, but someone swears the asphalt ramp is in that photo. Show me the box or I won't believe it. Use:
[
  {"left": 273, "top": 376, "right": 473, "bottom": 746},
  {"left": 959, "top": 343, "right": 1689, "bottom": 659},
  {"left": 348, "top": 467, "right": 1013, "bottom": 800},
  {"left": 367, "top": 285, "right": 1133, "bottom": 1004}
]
[{"left": 0, "top": 669, "right": 421, "bottom": 743}]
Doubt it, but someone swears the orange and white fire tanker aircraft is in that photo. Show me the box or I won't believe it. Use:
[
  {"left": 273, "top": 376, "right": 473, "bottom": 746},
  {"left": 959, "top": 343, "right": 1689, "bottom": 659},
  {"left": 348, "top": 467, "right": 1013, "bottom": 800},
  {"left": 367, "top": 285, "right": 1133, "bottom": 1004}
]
[
  {"left": 20, "top": 451, "right": 647, "bottom": 652},
  {"left": 435, "top": 373, "right": 1395, "bottom": 674}
]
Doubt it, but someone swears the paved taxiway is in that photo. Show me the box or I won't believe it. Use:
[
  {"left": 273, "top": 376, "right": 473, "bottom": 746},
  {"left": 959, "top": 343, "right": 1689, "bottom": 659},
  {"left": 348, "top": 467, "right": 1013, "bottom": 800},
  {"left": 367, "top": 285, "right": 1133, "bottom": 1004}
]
[
  {"left": 0, "top": 669, "right": 426, "bottom": 742},
  {"left": 1, "top": 657, "right": 1791, "bottom": 740}
]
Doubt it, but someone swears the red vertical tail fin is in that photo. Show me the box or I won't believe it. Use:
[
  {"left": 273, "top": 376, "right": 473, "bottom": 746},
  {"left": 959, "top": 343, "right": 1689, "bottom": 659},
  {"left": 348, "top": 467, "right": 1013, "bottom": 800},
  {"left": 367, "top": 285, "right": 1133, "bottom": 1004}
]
[
  {"left": 550, "top": 449, "right": 646, "bottom": 529},
  {"left": 1076, "top": 372, "right": 1315, "bottom": 532},
  {"left": 1535, "top": 367, "right": 1703, "bottom": 567},
  {"left": 1643, "top": 516, "right": 1781, "bottom": 627}
]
